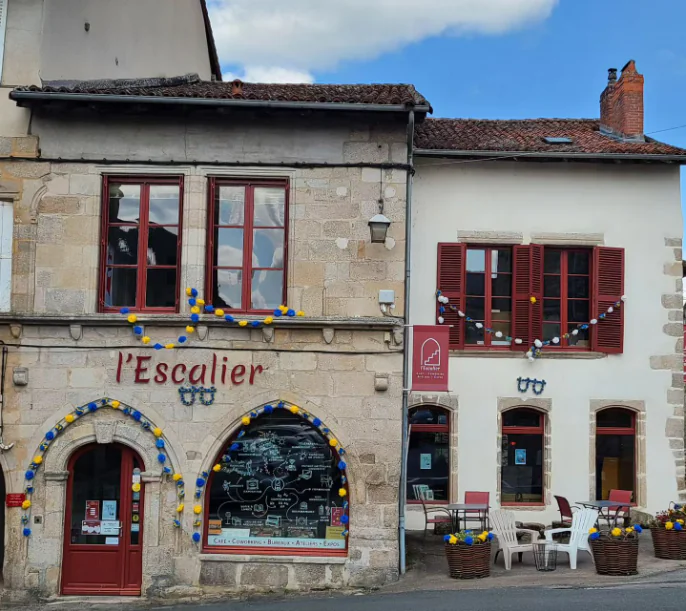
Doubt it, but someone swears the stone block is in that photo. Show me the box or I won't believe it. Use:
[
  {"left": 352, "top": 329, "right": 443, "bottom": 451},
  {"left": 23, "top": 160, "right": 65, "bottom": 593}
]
[
  {"left": 663, "top": 323, "right": 684, "bottom": 337},
  {"left": 350, "top": 261, "right": 387, "bottom": 281},
  {"left": 11, "top": 136, "right": 40, "bottom": 158},
  {"left": 69, "top": 174, "right": 100, "bottom": 196},
  {"left": 240, "top": 564, "right": 288, "bottom": 588},
  {"left": 661, "top": 294, "right": 683, "bottom": 309},
  {"left": 665, "top": 238, "right": 682, "bottom": 247},
  {"left": 68, "top": 367, "right": 105, "bottom": 388},
  {"left": 672, "top": 373, "right": 685, "bottom": 389},
  {"left": 649, "top": 355, "right": 682, "bottom": 371},
  {"left": 664, "top": 262, "right": 683, "bottom": 277},
  {"left": 292, "top": 261, "right": 325, "bottom": 286},
  {"left": 36, "top": 215, "right": 64, "bottom": 244},
  {"left": 199, "top": 561, "right": 238, "bottom": 586},
  {"left": 316, "top": 354, "right": 365, "bottom": 371},
  {"left": 665, "top": 417, "right": 685, "bottom": 438},
  {"left": 45, "top": 289, "right": 86, "bottom": 314},
  {"left": 369, "top": 550, "right": 395, "bottom": 569},
  {"left": 333, "top": 372, "right": 376, "bottom": 397},
  {"left": 277, "top": 352, "right": 317, "bottom": 371},
  {"left": 38, "top": 196, "right": 81, "bottom": 215},
  {"left": 368, "top": 485, "right": 397, "bottom": 504},
  {"left": 291, "top": 563, "right": 326, "bottom": 586}
]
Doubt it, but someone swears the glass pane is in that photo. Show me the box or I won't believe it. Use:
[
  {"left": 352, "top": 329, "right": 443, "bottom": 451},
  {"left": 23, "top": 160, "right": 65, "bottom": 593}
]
[
  {"left": 543, "top": 299, "right": 560, "bottom": 321},
  {"left": 544, "top": 251, "right": 560, "bottom": 274},
  {"left": 595, "top": 435, "right": 635, "bottom": 500},
  {"left": 492, "top": 321, "right": 511, "bottom": 346},
  {"left": 491, "top": 298, "right": 511, "bottom": 318},
  {"left": 107, "top": 226, "right": 138, "bottom": 265},
  {"left": 217, "top": 186, "right": 245, "bottom": 226},
  {"left": 216, "top": 228, "right": 244, "bottom": 267},
  {"left": 543, "top": 323, "right": 560, "bottom": 342},
  {"left": 567, "top": 324, "right": 589, "bottom": 347},
  {"left": 253, "top": 229, "right": 285, "bottom": 269},
  {"left": 568, "top": 276, "right": 589, "bottom": 298},
  {"left": 251, "top": 270, "right": 284, "bottom": 310},
  {"left": 466, "top": 273, "right": 485, "bottom": 296},
  {"left": 543, "top": 276, "right": 560, "bottom": 297},
  {"left": 466, "top": 249, "right": 486, "bottom": 273},
  {"left": 503, "top": 409, "right": 541, "bottom": 428},
  {"left": 145, "top": 268, "right": 176, "bottom": 308},
  {"left": 215, "top": 269, "right": 243, "bottom": 309},
  {"left": 568, "top": 251, "right": 590, "bottom": 274},
  {"left": 501, "top": 433, "right": 543, "bottom": 504},
  {"left": 465, "top": 323, "right": 484, "bottom": 346},
  {"left": 466, "top": 297, "right": 484, "bottom": 321},
  {"left": 568, "top": 300, "right": 589, "bottom": 323},
  {"left": 148, "top": 185, "right": 180, "bottom": 225},
  {"left": 109, "top": 183, "right": 140, "bottom": 223},
  {"left": 254, "top": 187, "right": 286, "bottom": 227},
  {"left": 409, "top": 407, "right": 449, "bottom": 425},
  {"left": 493, "top": 249, "right": 511, "bottom": 273},
  {"left": 69, "top": 445, "right": 122, "bottom": 545},
  {"left": 206, "top": 411, "right": 345, "bottom": 549},
  {"left": 491, "top": 274, "right": 511, "bottom": 297},
  {"left": 407, "top": 431, "right": 450, "bottom": 502},
  {"left": 104, "top": 268, "right": 137, "bottom": 308},
  {"left": 597, "top": 408, "right": 634, "bottom": 428},
  {"left": 147, "top": 226, "right": 178, "bottom": 266}
]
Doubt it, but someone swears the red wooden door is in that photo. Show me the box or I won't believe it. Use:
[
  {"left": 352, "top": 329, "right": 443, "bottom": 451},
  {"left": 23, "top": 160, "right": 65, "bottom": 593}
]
[{"left": 61, "top": 444, "right": 144, "bottom": 596}]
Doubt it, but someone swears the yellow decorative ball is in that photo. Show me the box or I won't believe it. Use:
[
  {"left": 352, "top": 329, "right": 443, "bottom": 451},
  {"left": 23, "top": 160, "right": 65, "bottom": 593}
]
[
  {"left": 142, "top": 336, "right": 151, "bottom": 344},
  {"left": 529, "top": 296, "right": 537, "bottom": 304},
  {"left": 238, "top": 320, "right": 248, "bottom": 327},
  {"left": 153, "top": 428, "right": 163, "bottom": 437},
  {"left": 611, "top": 527, "right": 622, "bottom": 537},
  {"left": 289, "top": 405, "right": 299, "bottom": 414},
  {"left": 65, "top": 414, "right": 75, "bottom": 423},
  {"left": 197, "top": 299, "right": 205, "bottom": 306},
  {"left": 242, "top": 416, "right": 251, "bottom": 426},
  {"left": 112, "top": 400, "right": 120, "bottom": 408},
  {"left": 329, "top": 439, "right": 338, "bottom": 447},
  {"left": 193, "top": 505, "right": 202, "bottom": 515},
  {"left": 215, "top": 309, "right": 225, "bottom": 317},
  {"left": 297, "top": 311, "right": 305, "bottom": 317},
  {"left": 177, "top": 504, "right": 184, "bottom": 513},
  {"left": 626, "top": 527, "right": 634, "bottom": 533},
  {"left": 22, "top": 500, "right": 31, "bottom": 510},
  {"left": 127, "top": 314, "right": 137, "bottom": 323},
  {"left": 186, "top": 326, "right": 195, "bottom": 333},
  {"left": 589, "top": 527, "right": 598, "bottom": 534},
  {"left": 666, "top": 521, "right": 674, "bottom": 530},
  {"left": 279, "top": 305, "right": 288, "bottom": 313},
  {"left": 33, "top": 455, "right": 43, "bottom": 465},
  {"left": 191, "top": 306, "right": 200, "bottom": 314},
  {"left": 186, "top": 287, "right": 193, "bottom": 296},
  {"left": 448, "top": 535, "right": 457, "bottom": 545},
  {"left": 338, "top": 488, "right": 347, "bottom": 497},
  {"left": 213, "top": 464, "right": 221, "bottom": 472},
  {"left": 264, "top": 316, "right": 274, "bottom": 324},
  {"left": 132, "top": 483, "right": 141, "bottom": 493},
  {"left": 165, "top": 343, "right": 175, "bottom": 350},
  {"left": 173, "top": 473, "right": 183, "bottom": 482}
]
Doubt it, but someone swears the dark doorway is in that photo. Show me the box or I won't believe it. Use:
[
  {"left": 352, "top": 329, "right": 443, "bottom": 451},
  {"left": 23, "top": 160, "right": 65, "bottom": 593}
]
[{"left": 595, "top": 408, "right": 636, "bottom": 500}]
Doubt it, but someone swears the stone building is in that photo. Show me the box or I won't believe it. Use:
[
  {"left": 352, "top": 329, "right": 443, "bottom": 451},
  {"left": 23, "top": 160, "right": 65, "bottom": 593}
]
[{"left": 0, "top": 2, "right": 431, "bottom": 600}]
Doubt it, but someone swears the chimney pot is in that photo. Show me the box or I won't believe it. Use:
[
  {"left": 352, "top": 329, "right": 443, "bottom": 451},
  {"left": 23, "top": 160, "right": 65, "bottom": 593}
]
[
  {"left": 607, "top": 68, "right": 617, "bottom": 84},
  {"left": 600, "top": 60, "right": 644, "bottom": 140},
  {"left": 231, "top": 79, "right": 243, "bottom": 96}
]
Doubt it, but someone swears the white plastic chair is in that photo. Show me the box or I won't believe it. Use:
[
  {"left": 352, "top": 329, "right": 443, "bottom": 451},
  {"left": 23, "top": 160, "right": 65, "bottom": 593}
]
[
  {"left": 490, "top": 509, "right": 541, "bottom": 570},
  {"left": 544, "top": 507, "right": 599, "bottom": 569}
]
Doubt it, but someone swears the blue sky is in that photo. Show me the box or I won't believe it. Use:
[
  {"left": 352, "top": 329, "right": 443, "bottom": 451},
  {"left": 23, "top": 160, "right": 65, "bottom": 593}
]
[{"left": 210, "top": 0, "right": 686, "bottom": 224}]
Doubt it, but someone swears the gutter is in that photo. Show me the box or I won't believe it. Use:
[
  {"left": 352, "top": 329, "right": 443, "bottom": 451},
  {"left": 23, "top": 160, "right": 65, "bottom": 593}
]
[
  {"left": 414, "top": 148, "right": 686, "bottom": 164},
  {"left": 9, "top": 90, "right": 432, "bottom": 115}
]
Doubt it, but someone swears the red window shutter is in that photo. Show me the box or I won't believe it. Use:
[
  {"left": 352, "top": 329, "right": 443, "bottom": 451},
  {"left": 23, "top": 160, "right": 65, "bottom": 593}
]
[
  {"left": 511, "top": 245, "right": 544, "bottom": 351},
  {"left": 437, "top": 243, "right": 466, "bottom": 349},
  {"left": 592, "top": 246, "right": 625, "bottom": 354}
]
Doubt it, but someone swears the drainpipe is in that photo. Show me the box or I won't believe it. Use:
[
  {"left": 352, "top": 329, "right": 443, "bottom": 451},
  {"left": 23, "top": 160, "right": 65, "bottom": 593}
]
[
  {"left": 0, "top": 346, "right": 13, "bottom": 452},
  {"left": 398, "top": 110, "right": 415, "bottom": 575}
]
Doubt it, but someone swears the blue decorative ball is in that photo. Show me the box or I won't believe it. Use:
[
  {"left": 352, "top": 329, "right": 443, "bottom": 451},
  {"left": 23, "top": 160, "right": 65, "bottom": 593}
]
[
  {"left": 264, "top": 405, "right": 274, "bottom": 414},
  {"left": 222, "top": 455, "right": 231, "bottom": 463},
  {"left": 273, "top": 309, "right": 282, "bottom": 316},
  {"left": 178, "top": 336, "right": 187, "bottom": 343},
  {"left": 120, "top": 307, "right": 130, "bottom": 314},
  {"left": 45, "top": 431, "right": 55, "bottom": 441},
  {"left": 132, "top": 411, "right": 142, "bottom": 421},
  {"left": 164, "top": 466, "right": 172, "bottom": 474},
  {"left": 487, "top": 532, "right": 494, "bottom": 540},
  {"left": 341, "top": 515, "right": 349, "bottom": 524},
  {"left": 196, "top": 478, "right": 206, "bottom": 487},
  {"left": 154, "top": 343, "right": 163, "bottom": 350},
  {"left": 230, "top": 443, "right": 240, "bottom": 452},
  {"left": 133, "top": 326, "right": 143, "bottom": 335},
  {"left": 190, "top": 314, "right": 200, "bottom": 323},
  {"left": 188, "top": 298, "right": 196, "bottom": 306},
  {"left": 25, "top": 470, "right": 35, "bottom": 480},
  {"left": 313, "top": 418, "right": 322, "bottom": 427},
  {"left": 156, "top": 439, "right": 165, "bottom": 448},
  {"left": 191, "top": 288, "right": 198, "bottom": 297},
  {"left": 338, "top": 461, "right": 347, "bottom": 470},
  {"left": 634, "top": 524, "right": 643, "bottom": 533},
  {"left": 158, "top": 454, "right": 166, "bottom": 463},
  {"left": 443, "top": 534, "right": 451, "bottom": 542},
  {"left": 464, "top": 536, "right": 474, "bottom": 546},
  {"left": 23, "top": 528, "right": 31, "bottom": 537},
  {"left": 192, "top": 532, "right": 201, "bottom": 543},
  {"left": 251, "top": 321, "right": 260, "bottom": 327},
  {"left": 225, "top": 314, "right": 234, "bottom": 322},
  {"left": 675, "top": 523, "right": 683, "bottom": 531},
  {"left": 287, "top": 309, "right": 295, "bottom": 317},
  {"left": 88, "top": 402, "right": 98, "bottom": 412}
]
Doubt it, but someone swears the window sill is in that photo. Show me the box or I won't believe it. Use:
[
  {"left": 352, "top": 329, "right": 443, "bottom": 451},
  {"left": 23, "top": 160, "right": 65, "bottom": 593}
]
[
  {"left": 199, "top": 553, "right": 347, "bottom": 565},
  {"left": 451, "top": 349, "right": 607, "bottom": 360},
  {"left": 501, "top": 504, "right": 546, "bottom": 511}
]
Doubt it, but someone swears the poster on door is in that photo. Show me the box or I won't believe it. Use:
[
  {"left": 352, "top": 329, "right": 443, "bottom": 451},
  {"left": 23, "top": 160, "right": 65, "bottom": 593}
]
[{"left": 85, "top": 500, "right": 100, "bottom": 520}]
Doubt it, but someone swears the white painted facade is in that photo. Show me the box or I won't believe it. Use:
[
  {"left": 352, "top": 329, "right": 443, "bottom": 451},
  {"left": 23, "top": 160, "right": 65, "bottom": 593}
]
[{"left": 407, "top": 158, "right": 684, "bottom": 528}]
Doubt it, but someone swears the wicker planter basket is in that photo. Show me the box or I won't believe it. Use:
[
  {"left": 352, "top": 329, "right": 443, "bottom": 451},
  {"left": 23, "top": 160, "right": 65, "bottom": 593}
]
[
  {"left": 651, "top": 527, "right": 686, "bottom": 560},
  {"left": 591, "top": 537, "right": 639, "bottom": 576},
  {"left": 444, "top": 542, "right": 491, "bottom": 579}
]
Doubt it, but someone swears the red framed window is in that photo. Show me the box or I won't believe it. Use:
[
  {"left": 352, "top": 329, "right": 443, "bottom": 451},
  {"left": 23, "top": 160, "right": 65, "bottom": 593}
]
[
  {"left": 596, "top": 408, "right": 636, "bottom": 501},
  {"left": 206, "top": 178, "right": 288, "bottom": 313},
  {"left": 203, "top": 409, "right": 347, "bottom": 557},
  {"left": 407, "top": 406, "right": 450, "bottom": 504},
  {"left": 437, "top": 243, "right": 624, "bottom": 354},
  {"left": 501, "top": 408, "right": 545, "bottom": 506},
  {"left": 99, "top": 176, "right": 183, "bottom": 312}
]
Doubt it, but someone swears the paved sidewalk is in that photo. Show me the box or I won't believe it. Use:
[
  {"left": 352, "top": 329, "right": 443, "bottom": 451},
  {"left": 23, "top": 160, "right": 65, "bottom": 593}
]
[{"left": 383, "top": 530, "right": 686, "bottom": 592}]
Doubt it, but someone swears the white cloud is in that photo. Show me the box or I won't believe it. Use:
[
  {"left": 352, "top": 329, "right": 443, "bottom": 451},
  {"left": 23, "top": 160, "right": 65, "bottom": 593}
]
[
  {"left": 224, "top": 66, "right": 314, "bottom": 84},
  {"left": 207, "top": 0, "right": 558, "bottom": 82}
]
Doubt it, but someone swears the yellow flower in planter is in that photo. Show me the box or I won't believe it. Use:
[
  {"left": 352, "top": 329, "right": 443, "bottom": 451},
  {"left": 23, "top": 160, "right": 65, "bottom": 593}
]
[
  {"left": 477, "top": 533, "right": 487, "bottom": 542},
  {"left": 626, "top": 527, "right": 634, "bottom": 533},
  {"left": 589, "top": 528, "right": 598, "bottom": 534},
  {"left": 665, "top": 521, "right": 674, "bottom": 530},
  {"left": 611, "top": 528, "right": 622, "bottom": 537},
  {"left": 448, "top": 535, "right": 457, "bottom": 545},
  {"left": 677, "top": 519, "right": 685, "bottom": 525}
]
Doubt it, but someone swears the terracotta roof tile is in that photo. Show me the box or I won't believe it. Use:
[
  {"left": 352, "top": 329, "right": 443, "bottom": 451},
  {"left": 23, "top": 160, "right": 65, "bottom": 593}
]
[{"left": 414, "top": 118, "right": 686, "bottom": 158}]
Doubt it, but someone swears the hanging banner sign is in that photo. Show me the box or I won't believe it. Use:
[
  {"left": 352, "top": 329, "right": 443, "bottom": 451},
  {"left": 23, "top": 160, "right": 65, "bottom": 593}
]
[{"left": 412, "top": 325, "right": 450, "bottom": 392}]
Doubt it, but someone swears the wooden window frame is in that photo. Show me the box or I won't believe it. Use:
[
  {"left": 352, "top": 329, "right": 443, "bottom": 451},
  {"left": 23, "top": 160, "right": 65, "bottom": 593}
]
[
  {"left": 595, "top": 407, "right": 637, "bottom": 501},
  {"left": 407, "top": 407, "right": 451, "bottom": 505},
  {"left": 205, "top": 178, "right": 289, "bottom": 314},
  {"left": 501, "top": 408, "right": 545, "bottom": 507},
  {"left": 99, "top": 175, "right": 184, "bottom": 313}
]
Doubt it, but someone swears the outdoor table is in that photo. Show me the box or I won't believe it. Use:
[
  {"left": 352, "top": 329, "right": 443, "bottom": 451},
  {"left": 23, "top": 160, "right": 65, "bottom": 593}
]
[
  {"left": 447, "top": 503, "right": 489, "bottom": 533},
  {"left": 576, "top": 500, "right": 634, "bottom": 528}
]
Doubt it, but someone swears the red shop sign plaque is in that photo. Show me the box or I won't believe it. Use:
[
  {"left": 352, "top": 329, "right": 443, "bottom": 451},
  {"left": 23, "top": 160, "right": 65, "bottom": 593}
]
[
  {"left": 6, "top": 493, "right": 26, "bottom": 508},
  {"left": 412, "top": 325, "right": 450, "bottom": 392}
]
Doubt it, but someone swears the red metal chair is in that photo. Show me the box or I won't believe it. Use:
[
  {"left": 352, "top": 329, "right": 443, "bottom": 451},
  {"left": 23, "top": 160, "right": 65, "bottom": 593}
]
[
  {"left": 463, "top": 491, "right": 490, "bottom": 531},
  {"left": 604, "top": 489, "right": 633, "bottom": 527},
  {"left": 554, "top": 495, "right": 579, "bottom": 527}
]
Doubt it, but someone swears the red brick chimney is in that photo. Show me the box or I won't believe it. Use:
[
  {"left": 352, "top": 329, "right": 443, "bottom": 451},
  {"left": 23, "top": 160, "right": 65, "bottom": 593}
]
[{"left": 600, "top": 60, "right": 644, "bottom": 140}]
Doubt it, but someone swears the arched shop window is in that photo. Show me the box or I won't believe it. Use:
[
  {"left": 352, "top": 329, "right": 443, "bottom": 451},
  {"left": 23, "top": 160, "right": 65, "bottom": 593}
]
[
  {"left": 501, "top": 408, "right": 545, "bottom": 505},
  {"left": 596, "top": 407, "right": 636, "bottom": 501},
  {"left": 204, "top": 410, "right": 347, "bottom": 554},
  {"left": 407, "top": 406, "right": 450, "bottom": 503}
]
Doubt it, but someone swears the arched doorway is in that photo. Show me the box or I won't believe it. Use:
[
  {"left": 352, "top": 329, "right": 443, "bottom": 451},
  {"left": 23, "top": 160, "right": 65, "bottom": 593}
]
[
  {"left": 61, "top": 444, "right": 145, "bottom": 596},
  {"left": 595, "top": 407, "right": 636, "bottom": 500}
]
